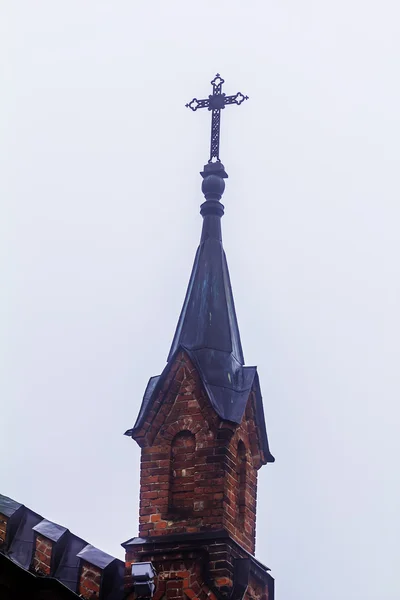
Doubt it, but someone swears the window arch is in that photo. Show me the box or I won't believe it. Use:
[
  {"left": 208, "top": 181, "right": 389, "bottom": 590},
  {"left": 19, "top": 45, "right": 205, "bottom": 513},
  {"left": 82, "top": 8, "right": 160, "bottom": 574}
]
[
  {"left": 170, "top": 430, "right": 196, "bottom": 513},
  {"left": 237, "top": 441, "right": 247, "bottom": 525}
]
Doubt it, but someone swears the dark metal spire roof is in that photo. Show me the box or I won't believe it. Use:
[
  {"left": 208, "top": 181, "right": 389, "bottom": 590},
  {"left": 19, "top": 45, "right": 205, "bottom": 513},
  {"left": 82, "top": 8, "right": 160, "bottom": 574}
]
[
  {"left": 126, "top": 160, "right": 274, "bottom": 463},
  {"left": 168, "top": 162, "right": 244, "bottom": 364}
]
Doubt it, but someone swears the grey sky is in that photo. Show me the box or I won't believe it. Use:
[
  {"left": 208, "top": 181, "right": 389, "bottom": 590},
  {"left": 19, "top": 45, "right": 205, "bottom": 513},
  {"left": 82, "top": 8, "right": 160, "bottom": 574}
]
[{"left": 1, "top": 1, "right": 399, "bottom": 599}]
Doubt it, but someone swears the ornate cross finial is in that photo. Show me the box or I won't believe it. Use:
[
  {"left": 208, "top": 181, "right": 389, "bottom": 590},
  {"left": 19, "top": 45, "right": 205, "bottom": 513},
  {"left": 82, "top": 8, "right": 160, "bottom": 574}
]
[{"left": 186, "top": 74, "right": 248, "bottom": 163}]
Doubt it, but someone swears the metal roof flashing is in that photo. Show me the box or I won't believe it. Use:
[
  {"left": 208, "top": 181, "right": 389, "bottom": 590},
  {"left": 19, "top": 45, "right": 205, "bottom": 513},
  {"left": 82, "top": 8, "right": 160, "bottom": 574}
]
[
  {"left": 77, "top": 544, "right": 117, "bottom": 570},
  {"left": 33, "top": 519, "right": 68, "bottom": 543},
  {"left": 125, "top": 345, "right": 274, "bottom": 463}
]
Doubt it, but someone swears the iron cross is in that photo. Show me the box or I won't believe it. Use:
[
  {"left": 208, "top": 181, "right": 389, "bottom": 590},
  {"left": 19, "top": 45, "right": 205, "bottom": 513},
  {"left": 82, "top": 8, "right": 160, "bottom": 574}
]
[{"left": 186, "top": 74, "right": 248, "bottom": 163}]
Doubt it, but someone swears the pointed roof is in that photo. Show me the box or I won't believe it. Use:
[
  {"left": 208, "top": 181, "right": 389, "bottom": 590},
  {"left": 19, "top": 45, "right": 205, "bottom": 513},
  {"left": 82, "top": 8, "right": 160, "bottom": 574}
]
[
  {"left": 126, "top": 162, "right": 274, "bottom": 463},
  {"left": 168, "top": 164, "right": 244, "bottom": 364}
]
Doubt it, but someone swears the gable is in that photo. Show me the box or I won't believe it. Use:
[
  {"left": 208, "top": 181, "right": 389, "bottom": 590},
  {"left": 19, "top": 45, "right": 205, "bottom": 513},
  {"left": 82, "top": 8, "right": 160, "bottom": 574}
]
[
  {"left": 126, "top": 348, "right": 274, "bottom": 464},
  {"left": 128, "top": 351, "right": 220, "bottom": 448}
]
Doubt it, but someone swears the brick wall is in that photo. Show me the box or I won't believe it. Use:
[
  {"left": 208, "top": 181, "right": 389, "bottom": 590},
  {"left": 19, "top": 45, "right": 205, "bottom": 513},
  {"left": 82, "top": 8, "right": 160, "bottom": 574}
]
[
  {"left": 32, "top": 533, "right": 52, "bottom": 575},
  {"left": 125, "top": 534, "right": 273, "bottom": 600},
  {"left": 133, "top": 351, "right": 264, "bottom": 555},
  {"left": 223, "top": 403, "right": 259, "bottom": 553},
  {"left": 79, "top": 560, "right": 102, "bottom": 599},
  {"left": 246, "top": 573, "right": 271, "bottom": 600}
]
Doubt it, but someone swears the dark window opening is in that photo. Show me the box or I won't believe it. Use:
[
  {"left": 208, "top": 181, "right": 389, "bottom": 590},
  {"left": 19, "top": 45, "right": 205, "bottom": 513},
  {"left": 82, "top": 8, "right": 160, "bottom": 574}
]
[{"left": 237, "top": 441, "right": 247, "bottom": 526}]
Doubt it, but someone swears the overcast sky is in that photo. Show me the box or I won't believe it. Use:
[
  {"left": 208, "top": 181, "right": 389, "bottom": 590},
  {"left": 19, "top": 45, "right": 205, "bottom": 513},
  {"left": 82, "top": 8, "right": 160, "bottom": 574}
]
[{"left": 1, "top": 2, "right": 400, "bottom": 599}]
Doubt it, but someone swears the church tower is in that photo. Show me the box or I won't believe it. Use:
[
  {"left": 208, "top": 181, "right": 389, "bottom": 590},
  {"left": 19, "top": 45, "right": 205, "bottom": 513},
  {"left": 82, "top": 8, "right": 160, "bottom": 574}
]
[{"left": 124, "top": 75, "right": 275, "bottom": 600}]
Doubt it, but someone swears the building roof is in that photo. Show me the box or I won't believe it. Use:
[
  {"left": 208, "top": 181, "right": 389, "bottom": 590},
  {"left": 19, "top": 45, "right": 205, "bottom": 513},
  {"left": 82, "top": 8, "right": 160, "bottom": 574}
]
[{"left": 0, "top": 494, "right": 124, "bottom": 600}]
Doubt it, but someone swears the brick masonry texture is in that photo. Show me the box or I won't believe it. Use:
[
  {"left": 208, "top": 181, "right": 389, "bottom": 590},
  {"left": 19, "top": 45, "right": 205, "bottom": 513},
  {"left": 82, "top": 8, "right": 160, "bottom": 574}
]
[
  {"left": 32, "top": 533, "right": 52, "bottom": 575},
  {"left": 125, "top": 536, "right": 272, "bottom": 600},
  {"left": 132, "top": 350, "right": 268, "bottom": 556},
  {"left": 79, "top": 560, "right": 102, "bottom": 599}
]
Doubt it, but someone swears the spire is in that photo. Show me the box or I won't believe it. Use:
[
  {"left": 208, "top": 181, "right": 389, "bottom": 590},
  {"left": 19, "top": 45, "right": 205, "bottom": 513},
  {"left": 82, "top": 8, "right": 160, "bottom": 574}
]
[
  {"left": 168, "top": 74, "right": 250, "bottom": 362},
  {"left": 168, "top": 161, "right": 244, "bottom": 364},
  {"left": 125, "top": 76, "right": 274, "bottom": 463}
]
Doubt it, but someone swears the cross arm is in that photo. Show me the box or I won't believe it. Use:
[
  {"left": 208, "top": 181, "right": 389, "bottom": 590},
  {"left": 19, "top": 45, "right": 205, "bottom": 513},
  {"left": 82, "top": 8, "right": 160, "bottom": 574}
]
[
  {"left": 186, "top": 97, "right": 210, "bottom": 112},
  {"left": 224, "top": 92, "right": 249, "bottom": 107}
]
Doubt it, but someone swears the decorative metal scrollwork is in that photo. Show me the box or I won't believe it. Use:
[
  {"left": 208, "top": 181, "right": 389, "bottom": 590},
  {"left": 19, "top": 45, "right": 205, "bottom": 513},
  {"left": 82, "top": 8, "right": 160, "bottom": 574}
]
[{"left": 186, "top": 74, "right": 248, "bottom": 162}]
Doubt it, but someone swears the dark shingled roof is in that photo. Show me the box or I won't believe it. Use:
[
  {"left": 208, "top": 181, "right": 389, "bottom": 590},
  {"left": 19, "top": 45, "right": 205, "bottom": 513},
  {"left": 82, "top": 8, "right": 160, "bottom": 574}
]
[
  {"left": 0, "top": 494, "right": 124, "bottom": 599},
  {"left": 126, "top": 163, "right": 274, "bottom": 463}
]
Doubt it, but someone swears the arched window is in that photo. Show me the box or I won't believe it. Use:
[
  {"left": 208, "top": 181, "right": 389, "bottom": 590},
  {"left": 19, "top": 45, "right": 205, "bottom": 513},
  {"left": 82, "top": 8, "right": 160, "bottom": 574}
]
[
  {"left": 170, "top": 430, "right": 196, "bottom": 513},
  {"left": 237, "top": 441, "right": 247, "bottom": 524}
]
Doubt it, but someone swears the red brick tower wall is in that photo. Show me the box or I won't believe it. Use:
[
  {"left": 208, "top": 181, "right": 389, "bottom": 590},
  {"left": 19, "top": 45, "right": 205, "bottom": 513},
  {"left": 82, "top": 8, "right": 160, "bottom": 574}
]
[{"left": 133, "top": 351, "right": 264, "bottom": 555}]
